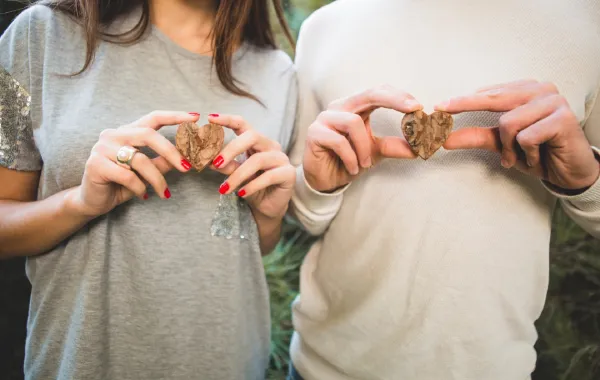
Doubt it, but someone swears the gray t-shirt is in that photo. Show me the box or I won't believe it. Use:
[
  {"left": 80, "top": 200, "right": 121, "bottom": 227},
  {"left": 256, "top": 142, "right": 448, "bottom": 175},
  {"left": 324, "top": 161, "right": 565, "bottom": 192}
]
[{"left": 0, "top": 5, "right": 297, "bottom": 380}]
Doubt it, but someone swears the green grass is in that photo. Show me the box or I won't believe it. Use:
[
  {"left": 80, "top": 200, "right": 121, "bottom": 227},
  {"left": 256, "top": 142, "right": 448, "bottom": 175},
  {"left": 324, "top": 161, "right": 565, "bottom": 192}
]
[{"left": 264, "top": 220, "right": 316, "bottom": 380}]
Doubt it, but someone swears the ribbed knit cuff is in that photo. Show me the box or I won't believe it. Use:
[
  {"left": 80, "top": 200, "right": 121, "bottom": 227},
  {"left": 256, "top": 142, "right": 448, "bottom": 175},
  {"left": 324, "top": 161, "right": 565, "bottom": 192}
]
[
  {"left": 292, "top": 165, "right": 350, "bottom": 215},
  {"left": 543, "top": 146, "right": 600, "bottom": 212}
]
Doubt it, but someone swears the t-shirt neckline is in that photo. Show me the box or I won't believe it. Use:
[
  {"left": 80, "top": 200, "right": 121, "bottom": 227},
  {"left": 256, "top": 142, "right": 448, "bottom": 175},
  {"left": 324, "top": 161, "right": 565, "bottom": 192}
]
[{"left": 149, "top": 24, "right": 250, "bottom": 62}]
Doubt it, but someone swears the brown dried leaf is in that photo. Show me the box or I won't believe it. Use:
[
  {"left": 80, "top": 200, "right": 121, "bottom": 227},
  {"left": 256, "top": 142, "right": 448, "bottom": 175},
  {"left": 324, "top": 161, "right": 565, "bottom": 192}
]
[
  {"left": 175, "top": 122, "right": 225, "bottom": 171},
  {"left": 401, "top": 110, "right": 454, "bottom": 160}
]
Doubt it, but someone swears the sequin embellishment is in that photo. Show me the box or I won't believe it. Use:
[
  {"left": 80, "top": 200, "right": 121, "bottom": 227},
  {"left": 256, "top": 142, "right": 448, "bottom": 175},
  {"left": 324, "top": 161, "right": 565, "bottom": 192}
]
[
  {"left": 210, "top": 152, "right": 259, "bottom": 243},
  {"left": 0, "top": 65, "right": 41, "bottom": 170},
  {"left": 210, "top": 193, "right": 257, "bottom": 241}
]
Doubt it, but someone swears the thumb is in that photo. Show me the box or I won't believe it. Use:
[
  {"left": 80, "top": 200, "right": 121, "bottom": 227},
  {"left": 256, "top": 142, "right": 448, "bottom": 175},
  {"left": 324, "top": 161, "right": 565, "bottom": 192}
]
[
  {"left": 373, "top": 136, "right": 417, "bottom": 160},
  {"left": 443, "top": 127, "right": 502, "bottom": 153}
]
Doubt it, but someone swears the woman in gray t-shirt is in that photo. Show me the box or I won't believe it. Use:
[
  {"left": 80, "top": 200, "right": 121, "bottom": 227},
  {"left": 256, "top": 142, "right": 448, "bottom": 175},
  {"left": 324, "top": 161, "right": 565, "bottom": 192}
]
[{"left": 0, "top": 1, "right": 297, "bottom": 379}]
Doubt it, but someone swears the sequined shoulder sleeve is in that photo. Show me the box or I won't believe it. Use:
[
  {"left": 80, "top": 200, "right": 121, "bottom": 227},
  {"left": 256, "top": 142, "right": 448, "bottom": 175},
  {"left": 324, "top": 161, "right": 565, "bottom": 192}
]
[{"left": 0, "top": 65, "right": 42, "bottom": 171}]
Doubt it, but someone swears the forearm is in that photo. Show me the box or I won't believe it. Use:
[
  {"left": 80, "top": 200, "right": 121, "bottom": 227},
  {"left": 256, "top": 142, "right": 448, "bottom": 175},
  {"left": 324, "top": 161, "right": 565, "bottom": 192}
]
[
  {"left": 0, "top": 187, "right": 93, "bottom": 258},
  {"left": 253, "top": 212, "right": 284, "bottom": 256}
]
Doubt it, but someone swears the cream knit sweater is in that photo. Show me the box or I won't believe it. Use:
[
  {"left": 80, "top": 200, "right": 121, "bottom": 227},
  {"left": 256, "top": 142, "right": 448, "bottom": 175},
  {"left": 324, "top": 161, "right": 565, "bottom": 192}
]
[{"left": 288, "top": 0, "right": 600, "bottom": 379}]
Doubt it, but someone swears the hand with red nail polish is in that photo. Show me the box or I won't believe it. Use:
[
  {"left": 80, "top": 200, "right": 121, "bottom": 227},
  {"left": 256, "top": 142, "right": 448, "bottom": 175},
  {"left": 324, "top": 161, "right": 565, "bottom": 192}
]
[
  {"left": 209, "top": 114, "right": 296, "bottom": 224},
  {"left": 70, "top": 110, "right": 198, "bottom": 217}
]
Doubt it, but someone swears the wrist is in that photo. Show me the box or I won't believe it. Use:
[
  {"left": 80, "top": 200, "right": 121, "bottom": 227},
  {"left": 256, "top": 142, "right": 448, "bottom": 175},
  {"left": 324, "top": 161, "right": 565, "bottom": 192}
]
[
  {"left": 304, "top": 168, "right": 350, "bottom": 194},
  {"left": 62, "top": 187, "right": 97, "bottom": 221},
  {"left": 252, "top": 208, "right": 285, "bottom": 230},
  {"left": 549, "top": 146, "right": 600, "bottom": 195}
]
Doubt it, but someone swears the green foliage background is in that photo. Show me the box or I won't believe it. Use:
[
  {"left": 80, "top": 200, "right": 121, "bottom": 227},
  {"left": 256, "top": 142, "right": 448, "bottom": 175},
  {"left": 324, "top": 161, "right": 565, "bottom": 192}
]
[{"left": 267, "top": 2, "right": 600, "bottom": 380}]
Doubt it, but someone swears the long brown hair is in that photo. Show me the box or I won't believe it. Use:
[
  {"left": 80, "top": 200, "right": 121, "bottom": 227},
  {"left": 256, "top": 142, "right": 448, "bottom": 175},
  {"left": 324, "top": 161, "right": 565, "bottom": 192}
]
[{"left": 39, "top": 0, "right": 294, "bottom": 102}]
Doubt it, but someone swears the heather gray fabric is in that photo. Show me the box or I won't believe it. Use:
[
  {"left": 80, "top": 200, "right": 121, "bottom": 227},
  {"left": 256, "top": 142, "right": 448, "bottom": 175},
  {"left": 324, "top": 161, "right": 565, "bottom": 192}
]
[{"left": 0, "top": 5, "right": 297, "bottom": 380}]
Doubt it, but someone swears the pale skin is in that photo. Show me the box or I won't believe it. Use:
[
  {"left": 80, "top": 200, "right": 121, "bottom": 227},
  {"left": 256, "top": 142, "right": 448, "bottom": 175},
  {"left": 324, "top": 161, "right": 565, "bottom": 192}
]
[
  {"left": 0, "top": 0, "right": 294, "bottom": 258},
  {"left": 303, "top": 82, "right": 600, "bottom": 195}
]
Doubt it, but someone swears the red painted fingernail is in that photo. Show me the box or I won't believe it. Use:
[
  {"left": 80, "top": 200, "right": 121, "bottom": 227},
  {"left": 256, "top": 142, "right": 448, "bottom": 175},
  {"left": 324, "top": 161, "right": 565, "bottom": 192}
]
[
  {"left": 209, "top": 113, "right": 219, "bottom": 117},
  {"left": 164, "top": 188, "right": 171, "bottom": 199},
  {"left": 213, "top": 155, "right": 224, "bottom": 168},
  {"left": 181, "top": 159, "right": 192, "bottom": 171},
  {"left": 143, "top": 193, "right": 149, "bottom": 200},
  {"left": 219, "top": 182, "right": 230, "bottom": 195},
  {"left": 188, "top": 112, "right": 200, "bottom": 117},
  {"left": 237, "top": 189, "right": 246, "bottom": 197}
]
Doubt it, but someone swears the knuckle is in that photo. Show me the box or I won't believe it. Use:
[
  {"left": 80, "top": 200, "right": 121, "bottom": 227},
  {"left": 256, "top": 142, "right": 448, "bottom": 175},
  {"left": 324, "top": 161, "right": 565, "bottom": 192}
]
[
  {"left": 122, "top": 171, "right": 138, "bottom": 186},
  {"left": 272, "top": 150, "right": 288, "bottom": 163},
  {"left": 91, "top": 141, "right": 104, "bottom": 154},
  {"left": 547, "top": 94, "right": 568, "bottom": 108},
  {"left": 376, "top": 84, "right": 394, "bottom": 93},
  {"left": 248, "top": 130, "right": 261, "bottom": 143},
  {"left": 231, "top": 115, "right": 246, "bottom": 128},
  {"left": 317, "top": 110, "right": 331, "bottom": 122},
  {"left": 85, "top": 153, "right": 101, "bottom": 171},
  {"left": 364, "top": 88, "right": 377, "bottom": 104},
  {"left": 516, "top": 132, "right": 532, "bottom": 146},
  {"left": 251, "top": 153, "right": 266, "bottom": 167},
  {"left": 271, "top": 141, "right": 282, "bottom": 151},
  {"left": 331, "top": 135, "right": 346, "bottom": 150},
  {"left": 555, "top": 106, "right": 575, "bottom": 122},
  {"left": 498, "top": 114, "right": 517, "bottom": 130},
  {"left": 147, "top": 110, "right": 162, "bottom": 120},
  {"left": 139, "top": 128, "right": 156, "bottom": 142},
  {"left": 284, "top": 164, "right": 296, "bottom": 176},
  {"left": 99, "top": 128, "right": 116, "bottom": 140},
  {"left": 349, "top": 113, "right": 363, "bottom": 126},
  {"left": 307, "top": 122, "right": 320, "bottom": 135},
  {"left": 540, "top": 82, "right": 559, "bottom": 94}
]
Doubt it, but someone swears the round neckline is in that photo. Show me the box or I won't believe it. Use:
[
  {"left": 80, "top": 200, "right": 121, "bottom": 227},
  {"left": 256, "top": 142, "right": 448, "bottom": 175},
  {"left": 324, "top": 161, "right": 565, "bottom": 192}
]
[{"left": 149, "top": 24, "right": 250, "bottom": 61}]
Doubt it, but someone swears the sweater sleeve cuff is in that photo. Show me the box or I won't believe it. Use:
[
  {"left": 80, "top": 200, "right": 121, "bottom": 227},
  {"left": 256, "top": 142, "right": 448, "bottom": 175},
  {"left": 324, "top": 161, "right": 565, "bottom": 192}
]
[
  {"left": 543, "top": 146, "right": 600, "bottom": 212},
  {"left": 292, "top": 165, "right": 350, "bottom": 214}
]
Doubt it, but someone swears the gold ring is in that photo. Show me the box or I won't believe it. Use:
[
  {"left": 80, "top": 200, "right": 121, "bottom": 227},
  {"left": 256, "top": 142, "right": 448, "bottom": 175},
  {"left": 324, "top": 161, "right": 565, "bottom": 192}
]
[{"left": 116, "top": 145, "right": 138, "bottom": 169}]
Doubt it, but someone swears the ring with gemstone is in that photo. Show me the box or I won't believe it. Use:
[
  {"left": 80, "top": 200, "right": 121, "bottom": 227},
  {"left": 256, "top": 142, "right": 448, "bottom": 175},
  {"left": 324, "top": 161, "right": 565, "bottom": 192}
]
[{"left": 116, "top": 145, "right": 138, "bottom": 169}]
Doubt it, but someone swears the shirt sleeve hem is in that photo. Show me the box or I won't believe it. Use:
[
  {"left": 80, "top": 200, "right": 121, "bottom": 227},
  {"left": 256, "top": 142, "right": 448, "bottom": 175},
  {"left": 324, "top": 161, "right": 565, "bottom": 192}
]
[
  {"left": 293, "top": 165, "right": 350, "bottom": 211},
  {"left": 543, "top": 146, "right": 600, "bottom": 212}
]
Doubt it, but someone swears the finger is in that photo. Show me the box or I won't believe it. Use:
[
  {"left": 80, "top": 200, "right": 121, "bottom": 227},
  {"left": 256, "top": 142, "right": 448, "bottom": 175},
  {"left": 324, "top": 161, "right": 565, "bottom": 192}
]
[
  {"left": 90, "top": 154, "right": 147, "bottom": 199},
  {"left": 237, "top": 165, "right": 296, "bottom": 198},
  {"left": 443, "top": 127, "right": 502, "bottom": 153},
  {"left": 127, "top": 110, "right": 199, "bottom": 130},
  {"left": 498, "top": 93, "right": 563, "bottom": 167},
  {"left": 219, "top": 151, "right": 290, "bottom": 194},
  {"left": 435, "top": 82, "right": 559, "bottom": 114},
  {"left": 328, "top": 85, "right": 423, "bottom": 116},
  {"left": 208, "top": 113, "right": 252, "bottom": 136},
  {"left": 475, "top": 79, "right": 538, "bottom": 93},
  {"left": 102, "top": 128, "right": 192, "bottom": 172},
  {"left": 129, "top": 152, "right": 170, "bottom": 199},
  {"left": 374, "top": 136, "right": 417, "bottom": 159},
  {"left": 212, "top": 130, "right": 280, "bottom": 169},
  {"left": 102, "top": 142, "right": 170, "bottom": 198},
  {"left": 211, "top": 160, "right": 241, "bottom": 176},
  {"left": 151, "top": 156, "right": 175, "bottom": 174},
  {"left": 317, "top": 110, "right": 372, "bottom": 168},
  {"left": 308, "top": 122, "right": 360, "bottom": 175},
  {"left": 516, "top": 111, "right": 562, "bottom": 167}
]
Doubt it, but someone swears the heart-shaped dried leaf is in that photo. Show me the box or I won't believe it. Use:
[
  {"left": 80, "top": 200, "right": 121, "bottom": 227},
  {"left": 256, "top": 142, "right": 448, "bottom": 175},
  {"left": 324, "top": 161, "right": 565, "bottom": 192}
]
[
  {"left": 401, "top": 110, "right": 454, "bottom": 160},
  {"left": 175, "top": 122, "right": 225, "bottom": 171}
]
